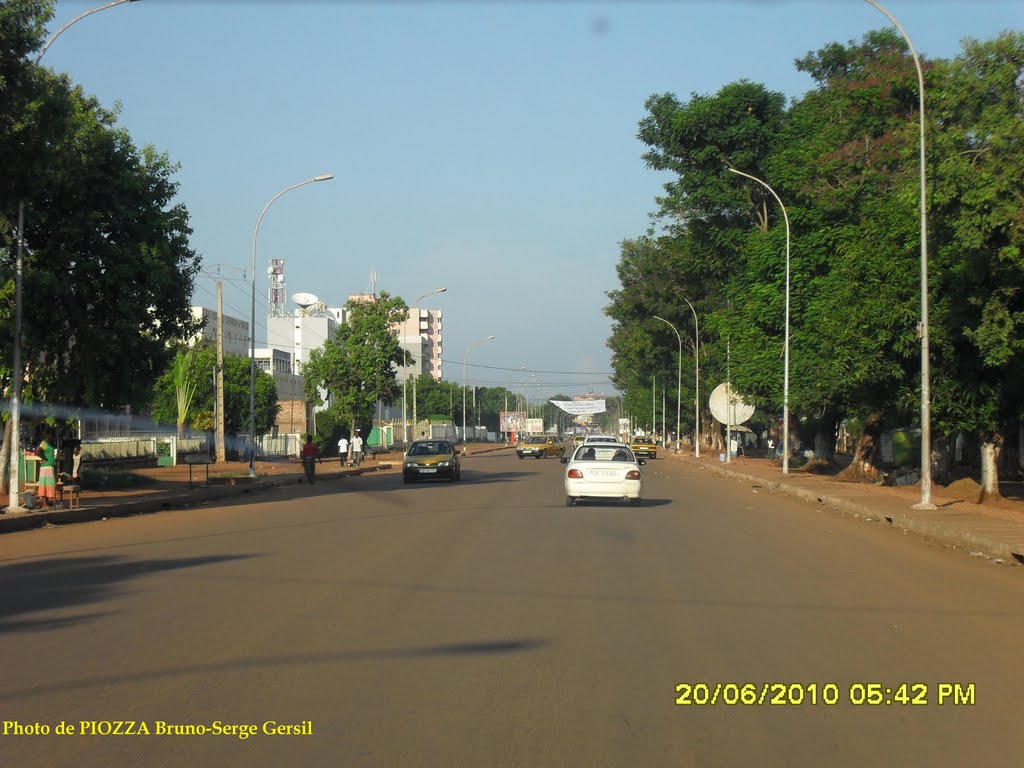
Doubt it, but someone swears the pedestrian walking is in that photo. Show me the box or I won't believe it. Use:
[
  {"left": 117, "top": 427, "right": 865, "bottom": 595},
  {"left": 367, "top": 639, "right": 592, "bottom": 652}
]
[
  {"left": 351, "top": 430, "right": 364, "bottom": 467},
  {"left": 337, "top": 435, "right": 349, "bottom": 466}
]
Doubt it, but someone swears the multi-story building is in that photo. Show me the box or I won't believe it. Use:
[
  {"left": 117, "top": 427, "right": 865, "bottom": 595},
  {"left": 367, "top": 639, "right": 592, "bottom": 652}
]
[
  {"left": 189, "top": 307, "right": 249, "bottom": 356},
  {"left": 396, "top": 306, "right": 444, "bottom": 385},
  {"left": 254, "top": 347, "right": 308, "bottom": 436}
]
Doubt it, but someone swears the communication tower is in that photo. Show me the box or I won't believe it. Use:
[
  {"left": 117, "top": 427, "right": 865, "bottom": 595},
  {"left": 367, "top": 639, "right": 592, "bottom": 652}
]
[{"left": 268, "top": 259, "right": 286, "bottom": 317}]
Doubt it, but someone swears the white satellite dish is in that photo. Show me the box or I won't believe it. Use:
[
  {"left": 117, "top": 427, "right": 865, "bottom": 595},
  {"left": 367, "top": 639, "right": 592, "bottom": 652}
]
[
  {"left": 291, "top": 292, "right": 319, "bottom": 309},
  {"left": 709, "top": 383, "right": 755, "bottom": 426}
]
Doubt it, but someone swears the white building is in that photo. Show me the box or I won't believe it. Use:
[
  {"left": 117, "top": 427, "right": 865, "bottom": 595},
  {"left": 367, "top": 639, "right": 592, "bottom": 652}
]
[
  {"left": 254, "top": 347, "right": 309, "bottom": 436},
  {"left": 189, "top": 307, "right": 249, "bottom": 356}
]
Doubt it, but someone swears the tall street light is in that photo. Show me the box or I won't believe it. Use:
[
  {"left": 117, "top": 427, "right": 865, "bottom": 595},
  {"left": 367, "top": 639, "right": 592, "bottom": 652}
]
[
  {"left": 404, "top": 288, "right": 447, "bottom": 445},
  {"left": 727, "top": 167, "right": 791, "bottom": 474},
  {"left": 248, "top": 173, "right": 333, "bottom": 477},
  {"left": 653, "top": 316, "right": 682, "bottom": 453},
  {"left": 863, "top": 0, "right": 933, "bottom": 507},
  {"left": 679, "top": 298, "right": 701, "bottom": 458},
  {"left": 504, "top": 364, "right": 527, "bottom": 443},
  {"left": 8, "top": 0, "right": 141, "bottom": 512},
  {"left": 461, "top": 335, "right": 495, "bottom": 445}
]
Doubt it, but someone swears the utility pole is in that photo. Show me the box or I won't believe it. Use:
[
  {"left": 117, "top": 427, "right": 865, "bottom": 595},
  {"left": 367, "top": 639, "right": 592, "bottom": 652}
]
[{"left": 216, "top": 281, "right": 226, "bottom": 462}]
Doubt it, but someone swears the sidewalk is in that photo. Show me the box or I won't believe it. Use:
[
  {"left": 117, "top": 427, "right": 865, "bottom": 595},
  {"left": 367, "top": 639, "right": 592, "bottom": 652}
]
[
  {"left": 0, "top": 444, "right": 508, "bottom": 535},
  {"left": 670, "top": 451, "right": 1024, "bottom": 566}
]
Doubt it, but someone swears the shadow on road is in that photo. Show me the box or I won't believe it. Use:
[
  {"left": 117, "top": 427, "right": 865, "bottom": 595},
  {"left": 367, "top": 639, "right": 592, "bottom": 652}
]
[
  {"left": 0, "top": 636, "right": 552, "bottom": 701},
  {"left": 0, "top": 553, "right": 261, "bottom": 634}
]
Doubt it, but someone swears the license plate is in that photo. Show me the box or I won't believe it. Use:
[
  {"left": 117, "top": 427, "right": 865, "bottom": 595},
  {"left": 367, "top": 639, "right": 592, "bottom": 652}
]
[
  {"left": 419, "top": 468, "right": 437, "bottom": 474},
  {"left": 589, "top": 469, "right": 618, "bottom": 478}
]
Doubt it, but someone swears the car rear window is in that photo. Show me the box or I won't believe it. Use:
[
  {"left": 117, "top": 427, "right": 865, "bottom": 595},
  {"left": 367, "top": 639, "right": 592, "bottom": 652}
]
[{"left": 574, "top": 446, "right": 635, "bottom": 462}]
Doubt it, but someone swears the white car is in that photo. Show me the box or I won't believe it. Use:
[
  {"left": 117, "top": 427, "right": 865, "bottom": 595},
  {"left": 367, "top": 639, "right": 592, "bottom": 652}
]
[{"left": 562, "top": 443, "right": 644, "bottom": 506}]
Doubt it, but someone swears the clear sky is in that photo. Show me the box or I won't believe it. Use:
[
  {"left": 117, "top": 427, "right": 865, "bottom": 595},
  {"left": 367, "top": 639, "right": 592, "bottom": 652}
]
[{"left": 44, "top": 0, "right": 1021, "bottom": 400}]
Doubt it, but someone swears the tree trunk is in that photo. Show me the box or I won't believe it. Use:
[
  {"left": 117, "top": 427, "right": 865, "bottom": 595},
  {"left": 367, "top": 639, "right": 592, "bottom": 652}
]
[
  {"left": 813, "top": 408, "right": 840, "bottom": 463},
  {"left": 838, "top": 411, "right": 883, "bottom": 482},
  {"left": 0, "top": 418, "right": 11, "bottom": 496},
  {"left": 978, "top": 434, "right": 1003, "bottom": 503},
  {"left": 932, "top": 434, "right": 953, "bottom": 486}
]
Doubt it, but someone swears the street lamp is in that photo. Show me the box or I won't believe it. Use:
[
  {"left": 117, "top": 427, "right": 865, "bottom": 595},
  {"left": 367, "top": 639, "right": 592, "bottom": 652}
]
[
  {"left": 8, "top": 0, "right": 141, "bottom": 512},
  {"left": 727, "top": 167, "right": 791, "bottom": 474},
  {"left": 862, "top": 0, "right": 933, "bottom": 507},
  {"left": 653, "top": 316, "right": 682, "bottom": 453},
  {"left": 404, "top": 288, "right": 447, "bottom": 445},
  {"left": 248, "top": 173, "right": 333, "bottom": 477},
  {"left": 504, "top": 364, "right": 527, "bottom": 442},
  {"left": 679, "top": 298, "right": 700, "bottom": 458},
  {"left": 461, "top": 335, "right": 495, "bottom": 445}
]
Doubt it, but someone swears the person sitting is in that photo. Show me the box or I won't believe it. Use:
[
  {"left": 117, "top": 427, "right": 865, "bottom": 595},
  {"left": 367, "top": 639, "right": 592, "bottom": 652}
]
[
  {"left": 612, "top": 449, "right": 628, "bottom": 461},
  {"left": 581, "top": 448, "right": 596, "bottom": 461}
]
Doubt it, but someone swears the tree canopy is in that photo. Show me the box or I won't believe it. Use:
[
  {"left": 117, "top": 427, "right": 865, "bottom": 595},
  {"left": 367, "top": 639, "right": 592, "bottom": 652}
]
[
  {"left": 608, "top": 29, "right": 1024, "bottom": 485},
  {"left": 303, "top": 292, "right": 409, "bottom": 435},
  {"left": 1, "top": 0, "right": 200, "bottom": 413}
]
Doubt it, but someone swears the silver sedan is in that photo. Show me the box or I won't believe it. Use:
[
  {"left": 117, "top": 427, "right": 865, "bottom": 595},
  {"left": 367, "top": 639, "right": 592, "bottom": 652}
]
[{"left": 561, "top": 443, "right": 645, "bottom": 506}]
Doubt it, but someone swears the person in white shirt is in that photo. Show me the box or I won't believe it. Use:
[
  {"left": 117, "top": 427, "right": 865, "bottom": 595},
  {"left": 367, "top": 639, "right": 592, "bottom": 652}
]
[
  {"left": 351, "top": 431, "right": 364, "bottom": 467},
  {"left": 337, "top": 435, "right": 349, "bottom": 466}
]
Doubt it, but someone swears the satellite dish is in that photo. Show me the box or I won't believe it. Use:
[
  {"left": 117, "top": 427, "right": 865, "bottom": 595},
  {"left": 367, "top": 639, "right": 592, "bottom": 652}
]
[
  {"left": 709, "top": 383, "right": 755, "bottom": 426},
  {"left": 291, "top": 292, "right": 319, "bottom": 309}
]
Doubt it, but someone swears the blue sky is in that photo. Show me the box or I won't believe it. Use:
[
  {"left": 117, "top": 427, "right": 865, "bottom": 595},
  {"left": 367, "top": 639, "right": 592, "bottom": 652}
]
[{"left": 45, "top": 0, "right": 1021, "bottom": 400}]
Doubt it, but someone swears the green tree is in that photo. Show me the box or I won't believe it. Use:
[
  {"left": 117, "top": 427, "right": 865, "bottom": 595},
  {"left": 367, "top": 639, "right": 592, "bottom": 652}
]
[
  {"left": 411, "top": 373, "right": 462, "bottom": 424},
  {"left": 2, "top": 1, "right": 199, "bottom": 492},
  {"left": 151, "top": 346, "right": 278, "bottom": 438},
  {"left": 303, "top": 292, "right": 409, "bottom": 436},
  {"left": 927, "top": 32, "right": 1024, "bottom": 497}
]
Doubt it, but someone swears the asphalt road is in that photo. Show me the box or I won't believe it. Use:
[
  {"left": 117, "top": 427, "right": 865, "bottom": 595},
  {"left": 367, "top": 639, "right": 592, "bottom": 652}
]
[{"left": 1, "top": 451, "right": 1021, "bottom": 767}]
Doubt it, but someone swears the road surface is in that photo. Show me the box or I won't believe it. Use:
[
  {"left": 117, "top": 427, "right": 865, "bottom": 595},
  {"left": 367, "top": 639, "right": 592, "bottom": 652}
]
[{"left": 1, "top": 451, "right": 1020, "bottom": 767}]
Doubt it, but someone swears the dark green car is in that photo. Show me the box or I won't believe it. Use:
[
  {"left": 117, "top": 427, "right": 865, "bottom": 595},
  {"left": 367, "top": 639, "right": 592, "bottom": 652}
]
[{"left": 403, "top": 440, "right": 461, "bottom": 483}]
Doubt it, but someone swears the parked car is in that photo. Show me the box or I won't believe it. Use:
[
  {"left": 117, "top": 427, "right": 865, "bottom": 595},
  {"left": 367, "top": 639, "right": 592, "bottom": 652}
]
[
  {"left": 630, "top": 436, "right": 657, "bottom": 459},
  {"left": 517, "top": 435, "right": 564, "bottom": 459},
  {"left": 561, "top": 442, "right": 644, "bottom": 506},
  {"left": 403, "top": 440, "right": 461, "bottom": 483}
]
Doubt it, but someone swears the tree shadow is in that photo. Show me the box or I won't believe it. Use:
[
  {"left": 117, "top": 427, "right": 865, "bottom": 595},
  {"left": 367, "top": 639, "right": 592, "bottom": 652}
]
[
  {"left": 0, "top": 637, "right": 552, "bottom": 701},
  {"left": 0, "top": 553, "right": 261, "bottom": 634}
]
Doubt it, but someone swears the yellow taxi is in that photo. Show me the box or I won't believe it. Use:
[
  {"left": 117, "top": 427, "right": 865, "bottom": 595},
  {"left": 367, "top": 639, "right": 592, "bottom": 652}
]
[
  {"left": 517, "top": 435, "right": 565, "bottom": 460},
  {"left": 629, "top": 436, "right": 657, "bottom": 459}
]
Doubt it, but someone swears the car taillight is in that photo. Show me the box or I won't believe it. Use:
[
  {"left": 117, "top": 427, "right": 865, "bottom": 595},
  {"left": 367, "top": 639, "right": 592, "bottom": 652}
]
[
  {"left": 625, "top": 470, "right": 641, "bottom": 480},
  {"left": 567, "top": 469, "right": 584, "bottom": 479}
]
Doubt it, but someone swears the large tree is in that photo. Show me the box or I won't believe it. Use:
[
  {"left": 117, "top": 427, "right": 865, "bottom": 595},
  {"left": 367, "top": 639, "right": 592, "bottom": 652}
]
[
  {"left": 2, "top": 1, "right": 200, "bottom": 491},
  {"left": 610, "top": 28, "right": 1024, "bottom": 492},
  {"left": 927, "top": 32, "right": 1024, "bottom": 498},
  {"left": 303, "top": 292, "right": 409, "bottom": 436}
]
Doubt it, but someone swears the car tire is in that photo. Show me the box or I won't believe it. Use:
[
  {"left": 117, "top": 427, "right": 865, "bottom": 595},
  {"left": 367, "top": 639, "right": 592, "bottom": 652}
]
[
  {"left": 403, "top": 476, "right": 412, "bottom": 485},
  {"left": 565, "top": 496, "right": 575, "bottom": 507},
  {"left": 536, "top": 454, "right": 543, "bottom": 460},
  {"left": 518, "top": 455, "right": 523, "bottom": 460}
]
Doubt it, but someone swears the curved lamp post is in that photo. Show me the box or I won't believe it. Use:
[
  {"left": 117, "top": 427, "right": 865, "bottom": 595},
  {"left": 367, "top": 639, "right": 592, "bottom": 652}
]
[
  {"left": 461, "top": 335, "right": 495, "bottom": 444},
  {"left": 8, "top": 0, "right": 141, "bottom": 512},
  {"left": 405, "top": 288, "right": 447, "bottom": 445},
  {"left": 248, "top": 173, "right": 333, "bottom": 477},
  {"left": 653, "top": 315, "right": 682, "bottom": 453},
  {"left": 504, "top": 364, "right": 527, "bottom": 442},
  {"left": 727, "top": 167, "right": 791, "bottom": 474},
  {"left": 679, "top": 298, "right": 700, "bottom": 458},
  {"left": 863, "top": 0, "right": 933, "bottom": 507}
]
